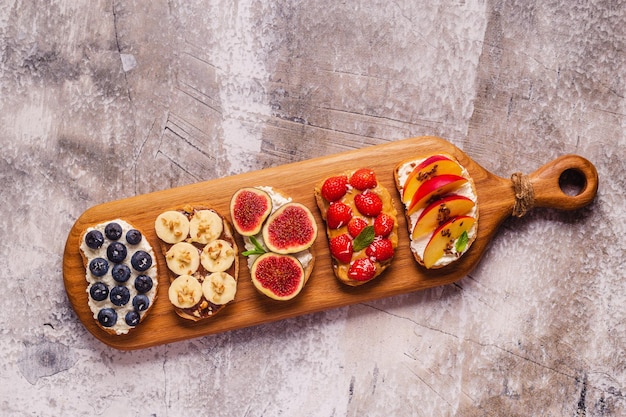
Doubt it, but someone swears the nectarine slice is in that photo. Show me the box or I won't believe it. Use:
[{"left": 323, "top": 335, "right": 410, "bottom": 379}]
[
  {"left": 407, "top": 174, "right": 468, "bottom": 215},
  {"left": 423, "top": 215, "right": 475, "bottom": 268},
  {"left": 402, "top": 155, "right": 463, "bottom": 204},
  {"left": 412, "top": 195, "right": 475, "bottom": 239}
]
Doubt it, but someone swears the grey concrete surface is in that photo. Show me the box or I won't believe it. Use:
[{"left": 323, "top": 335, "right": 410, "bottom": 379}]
[{"left": 1, "top": 0, "right": 624, "bottom": 416}]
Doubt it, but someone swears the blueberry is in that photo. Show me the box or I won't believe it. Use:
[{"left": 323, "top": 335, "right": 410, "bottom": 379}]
[
  {"left": 110, "top": 285, "right": 130, "bottom": 306},
  {"left": 104, "top": 222, "right": 123, "bottom": 240},
  {"left": 126, "top": 229, "right": 142, "bottom": 245},
  {"left": 85, "top": 230, "right": 104, "bottom": 249},
  {"left": 134, "top": 275, "right": 153, "bottom": 293},
  {"left": 106, "top": 242, "right": 127, "bottom": 263},
  {"left": 89, "top": 257, "right": 109, "bottom": 277},
  {"left": 125, "top": 310, "right": 140, "bottom": 327},
  {"left": 97, "top": 308, "right": 117, "bottom": 327},
  {"left": 131, "top": 250, "right": 152, "bottom": 272},
  {"left": 132, "top": 294, "right": 150, "bottom": 312},
  {"left": 111, "top": 264, "right": 131, "bottom": 283},
  {"left": 89, "top": 282, "right": 109, "bottom": 301}
]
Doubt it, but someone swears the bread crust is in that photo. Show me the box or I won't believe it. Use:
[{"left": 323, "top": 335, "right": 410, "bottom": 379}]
[
  {"left": 155, "top": 206, "right": 239, "bottom": 321},
  {"left": 393, "top": 154, "right": 479, "bottom": 269},
  {"left": 79, "top": 219, "right": 158, "bottom": 335},
  {"left": 314, "top": 169, "right": 399, "bottom": 286}
]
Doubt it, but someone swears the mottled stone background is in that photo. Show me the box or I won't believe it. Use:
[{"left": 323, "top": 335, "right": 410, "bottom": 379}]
[{"left": 1, "top": 0, "right": 624, "bottom": 416}]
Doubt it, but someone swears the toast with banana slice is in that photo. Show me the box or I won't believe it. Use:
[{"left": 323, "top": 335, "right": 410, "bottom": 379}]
[
  {"left": 154, "top": 205, "right": 239, "bottom": 321},
  {"left": 79, "top": 219, "right": 158, "bottom": 335},
  {"left": 229, "top": 186, "right": 317, "bottom": 301}
]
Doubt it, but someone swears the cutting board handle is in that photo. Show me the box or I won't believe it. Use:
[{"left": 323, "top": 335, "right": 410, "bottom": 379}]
[{"left": 526, "top": 154, "right": 598, "bottom": 212}]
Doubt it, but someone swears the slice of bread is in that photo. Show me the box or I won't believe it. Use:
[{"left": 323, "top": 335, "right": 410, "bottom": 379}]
[
  {"left": 314, "top": 168, "right": 399, "bottom": 286},
  {"left": 154, "top": 205, "right": 239, "bottom": 321},
  {"left": 237, "top": 186, "right": 316, "bottom": 298},
  {"left": 79, "top": 219, "right": 158, "bottom": 335},
  {"left": 393, "top": 153, "right": 479, "bottom": 269}
]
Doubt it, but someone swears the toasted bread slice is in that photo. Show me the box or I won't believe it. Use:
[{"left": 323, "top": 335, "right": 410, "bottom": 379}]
[
  {"left": 393, "top": 153, "right": 479, "bottom": 269},
  {"left": 154, "top": 205, "right": 239, "bottom": 321},
  {"left": 79, "top": 219, "right": 158, "bottom": 335},
  {"left": 235, "top": 186, "right": 316, "bottom": 299},
  {"left": 314, "top": 168, "right": 398, "bottom": 286}
]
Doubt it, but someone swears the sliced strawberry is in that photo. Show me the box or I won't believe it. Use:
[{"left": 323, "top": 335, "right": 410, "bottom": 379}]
[
  {"left": 347, "top": 217, "right": 368, "bottom": 238},
  {"left": 326, "top": 202, "right": 353, "bottom": 229},
  {"left": 365, "top": 238, "right": 394, "bottom": 261},
  {"left": 329, "top": 234, "right": 353, "bottom": 264},
  {"left": 373, "top": 212, "right": 394, "bottom": 237},
  {"left": 348, "top": 257, "right": 376, "bottom": 281},
  {"left": 349, "top": 168, "right": 377, "bottom": 191},
  {"left": 321, "top": 175, "right": 348, "bottom": 202},
  {"left": 354, "top": 191, "right": 383, "bottom": 217}
]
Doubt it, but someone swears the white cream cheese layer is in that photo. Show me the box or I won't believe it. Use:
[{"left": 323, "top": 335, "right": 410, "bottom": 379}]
[{"left": 397, "top": 158, "right": 478, "bottom": 268}]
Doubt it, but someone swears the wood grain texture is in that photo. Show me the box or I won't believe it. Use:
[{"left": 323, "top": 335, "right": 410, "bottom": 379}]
[{"left": 62, "top": 136, "right": 598, "bottom": 350}]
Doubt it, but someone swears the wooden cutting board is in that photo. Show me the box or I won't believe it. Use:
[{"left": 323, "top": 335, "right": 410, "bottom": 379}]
[{"left": 63, "top": 136, "right": 598, "bottom": 350}]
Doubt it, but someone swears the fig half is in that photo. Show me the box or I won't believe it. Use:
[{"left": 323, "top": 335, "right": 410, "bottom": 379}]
[
  {"left": 229, "top": 187, "right": 273, "bottom": 236},
  {"left": 250, "top": 253, "right": 305, "bottom": 300},
  {"left": 262, "top": 202, "right": 318, "bottom": 254}
]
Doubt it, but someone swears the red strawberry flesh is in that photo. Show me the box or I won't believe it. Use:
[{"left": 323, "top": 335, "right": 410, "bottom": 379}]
[
  {"left": 349, "top": 168, "right": 377, "bottom": 191},
  {"left": 354, "top": 192, "right": 383, "bottom": 217},
  {"left": 321, "top": 176, "right": 348, "bottom": 202}
]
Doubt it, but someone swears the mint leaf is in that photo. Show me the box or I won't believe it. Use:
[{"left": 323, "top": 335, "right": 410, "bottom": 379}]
[
  {"left": 242, "top": 236, "right": 266, "bottom": 256},
  {"left": 455, "top": 231, "right": 469, "bottom": 253},
  {"left": 353, "top": 225, "right": 375, "bottom": 252}
]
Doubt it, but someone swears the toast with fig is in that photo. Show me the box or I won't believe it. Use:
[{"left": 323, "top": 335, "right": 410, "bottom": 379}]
[{"left": 230, "top": 186, "right": 317, "bottom": 301}]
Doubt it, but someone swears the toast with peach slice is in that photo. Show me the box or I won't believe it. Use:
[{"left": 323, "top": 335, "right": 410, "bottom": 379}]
[{"left": 394, "top": 154, "right": 478, "bottom": 269}]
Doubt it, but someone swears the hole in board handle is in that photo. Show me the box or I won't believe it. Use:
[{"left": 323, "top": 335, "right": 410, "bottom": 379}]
[{"left": 558, "top": 168, "right": 587, "bottom": 197}]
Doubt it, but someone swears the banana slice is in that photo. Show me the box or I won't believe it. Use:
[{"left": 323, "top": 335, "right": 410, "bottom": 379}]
[
  {"left": 168, "top": 274, "right": 203, "bottom": 308},
  {"left": 155, "top": 211, "right": 190, "bottom": 244},
  {"left": 200, "top": 239, "right": 236, "bottom": 272},
  {"left": 202, "top": 272, "right": 237, "bottom": 305},
  {"left": 189, "top": 210, "right": 224, "bottom": 244},
  {"left": 166, "top": 242, "right": 200, "bottom": 275}
]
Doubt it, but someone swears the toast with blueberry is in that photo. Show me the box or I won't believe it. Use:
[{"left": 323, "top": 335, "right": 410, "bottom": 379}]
[{"left": 79, "top": 219, "right": 158, "bottom": 335}]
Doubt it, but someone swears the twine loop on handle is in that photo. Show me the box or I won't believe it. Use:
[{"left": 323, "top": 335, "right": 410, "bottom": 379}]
[{"left": 511, "top": 172, "right": 535, "bottom": 217}]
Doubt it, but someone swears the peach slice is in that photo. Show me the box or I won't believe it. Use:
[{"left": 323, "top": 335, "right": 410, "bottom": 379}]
[
  {"left": 412, "top": 195, "right": 475, "bottom": 239},
  {"left": 423, "top": 215, "right": 476, "bottom": 268},
  {"left": 407, "top": 174, "right": 468, "bottom": 215},
  {"left": 402, "top": 155, "right": 463, "bottom": 204}
]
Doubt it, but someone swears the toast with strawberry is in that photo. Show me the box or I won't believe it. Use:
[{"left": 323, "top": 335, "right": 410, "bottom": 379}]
[{"left": 314, "top": 168, "right": 398, "bottom": 286}]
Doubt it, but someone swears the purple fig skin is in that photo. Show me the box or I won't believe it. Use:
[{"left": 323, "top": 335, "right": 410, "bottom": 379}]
[
  {"left": 262, "top": 203, "right": 318, "bottom": 254},
  {"left": 230, "top": 188, "right": 273, "bottom": 236}
]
